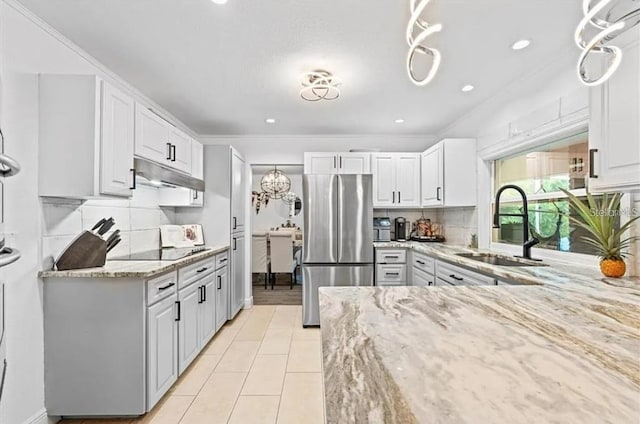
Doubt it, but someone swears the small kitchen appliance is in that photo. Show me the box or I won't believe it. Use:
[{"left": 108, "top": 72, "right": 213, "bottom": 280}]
[
  {"left": 373, "top": 217, "right": 391, "bottom": 242},
  {"left": 394, "top": 217, "right": 407, "bottom": 241}
]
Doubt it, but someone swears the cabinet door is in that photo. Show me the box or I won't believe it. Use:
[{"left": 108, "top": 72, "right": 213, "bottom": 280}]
[
  {"left": 100, "top": 81, "right": 134, "bottom": 197},
  {"left": 304, "top": 153, "right": 337, "bottom": 174},
  {"left": 395, "top": 154, "right": 421, "bottom": 207},
  {"left": 338, "top": 153, "right": 371, "bottom": 174},
  {"left": 177, "top": 283, "right": 201, "bottom": 375},
  {"left": 371, "top": 154, "right": 396, "bottom": 207},
  {"left": 412, "top": 267, "right": 435, "bottom": 287},
  {"left": 200, "top": 275, "right": 217, "bottom": 346},
  {"left": 168, "top": 128, "right": 193, "bottom": 174},
  {"left": 134, "top": 105, "right": 170, "bottom": 164},
  {"left": 231, "top": 151, "right": 246, "bottom": 231},
  {"left": 191, "top": 141, "right": 204, "bottom": 180},
  {"left": 191, "top": 190, "right": 204, "bottom": 207},
  {"left": 421, "top": 144, "right": 443, "bottom": 206},
  {"left": 215, "top": 267, "right": 228, "bottom": 331},
  {"left": 589, "top": 32, "right": 640, "bottom": 192},
  {"left": 230, "top": 235, "right": 245, "bottom": 319},
  {"left": 147, "top": 296, "right": 178, "bottom": 410}
]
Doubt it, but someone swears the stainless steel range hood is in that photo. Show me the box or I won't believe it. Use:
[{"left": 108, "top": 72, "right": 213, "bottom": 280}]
[{"left": 134, "top": 157, "right": 205, "bottom": 191}]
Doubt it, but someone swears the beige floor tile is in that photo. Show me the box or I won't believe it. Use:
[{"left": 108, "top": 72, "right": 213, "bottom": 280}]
[
  {"left": 251, "top": 305, "right": 277, "bottom": 314},
  {"left": 228, "top": 396, "right": 280, "bottom": 424},
  {"left": 79, "top": 420, "right": 133, "bottom": 424},
  {"left": 201, "top": 327, "right": 239, "bottom": 355},
  {"left": 234, "top": 317, "right": 271, "bottom": 341},
  {"left": 215, "top": 341, "right": 260, "bottom": 372},
  {"left": 224, "top": 309, "right": 251, "bottom": 329},
  {"left": 132, "top": 395, "right": 193, "bottom": 424},
  {"left": 179, "top": 372, "right": 246, "bottom": 424},
  {"left": 258, "top": 327, "right": 293, "bottom": 355},
  {"left": 277, "top": 373, "right": 324, "bottom": 424},
  {"left": 171, "top": 354, "right": 222, "bottom": 396},
  {"left": 268, "top": 307, "right": 298, "bottom": 329},
  {"left": 292, "top": 327, "right": 321, "bottom": 342},
  {"left": 242, "top": 354, "right": 288, "bottom": 395},
  {"left": 286, "top": 340, "right": 322, "bottom": 373}
]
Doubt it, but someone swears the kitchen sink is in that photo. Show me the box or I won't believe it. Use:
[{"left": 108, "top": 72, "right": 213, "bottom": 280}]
[{"left": 455, "top": 253, "right": 547, "bottom": 267}]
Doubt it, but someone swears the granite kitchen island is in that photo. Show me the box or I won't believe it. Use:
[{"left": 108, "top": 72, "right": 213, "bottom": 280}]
[{"left": 319, "top": 276, "right": 640, "bottom": 423}]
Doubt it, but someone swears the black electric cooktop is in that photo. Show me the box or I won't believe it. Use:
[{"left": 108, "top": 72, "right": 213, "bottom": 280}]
[{"left": 111, "top": 246, "right": 210, "bottom": 261}]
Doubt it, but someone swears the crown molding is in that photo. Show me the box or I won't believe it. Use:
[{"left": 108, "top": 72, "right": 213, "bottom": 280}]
[
  {"left": 199, "top": 133, "right": 437, "bottom": 142},
  {"left": 2, "top": 0, "right": 198, "bottom": 138}
]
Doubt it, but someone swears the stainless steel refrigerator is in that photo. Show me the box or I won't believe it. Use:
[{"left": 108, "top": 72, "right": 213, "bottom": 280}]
[{"left": 302, "top": 174, "right": 374, "bottom": 327}]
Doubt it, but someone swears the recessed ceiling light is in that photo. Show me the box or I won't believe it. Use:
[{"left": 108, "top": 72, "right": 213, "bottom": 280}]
[
  {"left": 211, "top": 0, "right": 228, "bottom": 4},
  {"left": 395, "top": 119, "right": 405, "bottom": 124},
  {"left": 461, "top": 84, "right": 474, "bottom": 92},
  {"left": 512, "top": 39, "right": 531, "bottom": 50},
  {"left": 265, "top": 118, "right": 276, "bottom": 124}
]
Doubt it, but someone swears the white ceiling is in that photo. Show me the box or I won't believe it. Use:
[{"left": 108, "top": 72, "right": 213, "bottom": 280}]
[{"left": 18, "top": 0, "right": 582, "bottom": 135}]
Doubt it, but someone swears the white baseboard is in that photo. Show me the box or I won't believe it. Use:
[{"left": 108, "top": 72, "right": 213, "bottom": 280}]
[
  {"left": 243, "top": 295, "right": 253, "bottom": 309},
  {"left": 22, "top": 408, "right": 49, "bottom": 424}
]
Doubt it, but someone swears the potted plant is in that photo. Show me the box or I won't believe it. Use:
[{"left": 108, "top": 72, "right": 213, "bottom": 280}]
[{"left": 562, "top": 189, "right": 639, "bottom": 278}]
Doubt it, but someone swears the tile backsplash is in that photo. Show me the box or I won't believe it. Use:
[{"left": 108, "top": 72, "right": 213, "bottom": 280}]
[{"left": 41, "top": 185, "right": 175, "bottom": 270}]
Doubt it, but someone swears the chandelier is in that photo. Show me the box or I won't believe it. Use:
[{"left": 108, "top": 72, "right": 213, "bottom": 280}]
[
  {"left": 575, "top": 0, "right": 640, "bottom": 86},
  {"left": 300, "top": 70, "right": 341, "bottom": 101},
  {"left": 406, "top": 0, "right": 442, "bottom": 86},
  {"left": 260, "top": 167, "right": 291, "bottom": 199}
]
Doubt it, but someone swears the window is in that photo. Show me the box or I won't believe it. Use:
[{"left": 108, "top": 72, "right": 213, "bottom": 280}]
[{"left": 492, "top": 132, "right": 620, "bottom": 256}]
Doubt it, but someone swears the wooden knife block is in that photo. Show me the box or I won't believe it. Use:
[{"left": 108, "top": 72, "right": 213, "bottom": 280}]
[{"left": 55, "top": 231, "right": 107, "bottom": 271}]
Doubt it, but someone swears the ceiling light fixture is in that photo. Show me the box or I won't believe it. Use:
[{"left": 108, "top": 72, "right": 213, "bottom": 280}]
[
  {"left": 260, "top": 167, "right": 291, "bottom": 199},
  {"left": 265, "top": 118, "right": 276, "bottom": 124},
  {"left": 395, "top": 119, "right": 405, "bottom": 124},
  {"left": 461, "top": 84, "right": 475, "bottom": 92},
  {"left": 406, "top": 0, "right": 443, "bottom": 86},
  {"left": 574, "top": 0, "right": 639, "bottom": 86},
  {"left": 211, "top": 0, "right": 228, "bottom": 4},
  {"left": 511, "top": 39, "right": 531, "bottom": 50},
  {"left": 300, "top": 70, "right": 341, "bottom": 101}
]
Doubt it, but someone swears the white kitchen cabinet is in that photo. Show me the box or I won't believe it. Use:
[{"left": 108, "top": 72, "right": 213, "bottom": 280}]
[
  {"left": 177, "top": 282, "right": 201, "bottom": 375},
  {"left": 200, "top": 275, "right": 217, "bottom": 344},
  {"left": 421, "top": 139, "right": 477, "bottom": 208},
  {"left": 191, "top": 141, "right": 204, "bottom": 180},
  {"left": 304, "top": 152, "right": 371, "bottom": 174},
  {"left": 413, "top": 267, "right": 435, "bottom": 287},
  {"left": 230, "top": 235, "right": 245, "bottom": 319},
  {"left": 216, "top": 266, "right": 229, "bottom": 331},
  {"left": 38, "top": 75, "right": 135, "bottom": 198},
  {"left": 159, "top": 187, "right": 204, "bottom": 207},
  {"left": 135, "top": 105, "right": 193, "bottom": 175},
  {"left": 147, "top": 294, "right": 178, "bottom": 409},
  {"left": 436, "top": 260, "right": 495, "bottom": 286},
  {"left": 375, "top": 248, "right": 408, "bottom": 286},
  {"left": 371, "top": 153, "right": 421, "bottom": 207},
  {"left": 588, "top": 27, "right": 640, "bottom": 193},
  {"left": 231, "top": 149, "right": 246, "bottom": 232}
]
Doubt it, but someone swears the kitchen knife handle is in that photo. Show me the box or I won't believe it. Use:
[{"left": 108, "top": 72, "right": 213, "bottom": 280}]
[
  {"left": 166, "top": 142, "right": 172, "bottom": 160},
  {"left": 171, "top": 144, "right": 176, "bottom": 162},
  {"left": 130, "top": 168, "right": 137, "bottom": 190},
  {"left": 589, "top": 149, "right": 598, "bottom": 178},
  {"left": 175, "top": 301, "right": 181, "bottom": 321}
]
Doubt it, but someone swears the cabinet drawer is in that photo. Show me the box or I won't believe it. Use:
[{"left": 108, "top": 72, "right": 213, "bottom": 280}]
[
  {"left": 147, "top": 271, "right": 178, "bottom": 306},
  {"left": 436, "top": 261, "right": 495, "bottom": 286},
  {"left": 376, "top": 264, "right": 406, "bottom": 283},
  {"left": 178, "top": 258, "right": 216, "bottom": 289},
  {"left": 411, "top": 252, "right": 435, "bottom": 274},
  {"left": 412, "top": 267, "right": 435, "bottom": 287},
  {"left": 376, "top": 249, "right": 406, "bottom": 264},
  {"left": 215, "top": 251, "right": 229, "bottom": 269}
]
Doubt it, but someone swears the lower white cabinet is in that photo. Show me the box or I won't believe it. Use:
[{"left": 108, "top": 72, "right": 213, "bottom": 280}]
[
  {"left": 147, "top": 294, "right": 179, "bottom": 409},
  {"left": 200, "top": 275, "right": 217, "bottom": 343},
  {"left": 435, "top": 261, "right": 495, "bottom": 286},
  {"left": 230, "top": 235, "right": 245, "bottom": 319},
  {"left": 375, "top": 248, "right": 408, "bottom": 286},
  {"left": 413, "top": 267, "right": 435, "bottom": 287},
  {"left": 216, "top": 265, "right": 229, "bottom": 331},
  {"left": 177, "top": 281, "right": 202, "bottom": 375}
]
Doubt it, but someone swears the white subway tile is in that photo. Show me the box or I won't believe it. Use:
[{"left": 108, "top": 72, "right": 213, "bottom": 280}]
[
  {"left": 106, "top": 231, "right": 131, "bottom": 258},
  {"left": 130, "top": 208, "right": 162, "bottom": 230},
  {"left": 129, "top": 229, "right": 160, "bottom": 252},
  {"left": 81, "top": 205, "right": 131, "bottom": 232}
]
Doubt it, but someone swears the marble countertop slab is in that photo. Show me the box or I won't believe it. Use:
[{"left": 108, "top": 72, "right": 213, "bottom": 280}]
[
  {"left": 39, "top": 245, "right": 229, "bottom": 279},
  {"left": 319, "top": 283, "right": 640, "bottom": 424}
]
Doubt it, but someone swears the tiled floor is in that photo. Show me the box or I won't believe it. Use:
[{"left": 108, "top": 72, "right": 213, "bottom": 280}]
[{"left": 60, "top": 305, "right": 324, "bottom": 424}]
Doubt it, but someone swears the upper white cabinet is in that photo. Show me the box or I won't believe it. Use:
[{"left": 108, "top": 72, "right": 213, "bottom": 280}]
[
  {"left": 134, "top": 105, "right": 193, "bottom": 175},
  {"left": 421, "top": 139, "right": 477, "bottom": 208},
  {"left": 588, "top": 27, "right": 640, "bottom": 193},
  {"left": 159, "top": 187, "right": 204, "bottom": 208},
  {"left": 39, "top": 75, "right": 134, "bottom": 198},
  {"left": 304, "top": 152, "right": 371, "bottom": 174},
  {"left": 191, "top": 140, "right": 204, "bottom": 180},
  {"left": 231, "top": 149, "right": 246, "bottom": 232},
  {"left": 371, "top": 153, "right": 421, "bottom": 208}
]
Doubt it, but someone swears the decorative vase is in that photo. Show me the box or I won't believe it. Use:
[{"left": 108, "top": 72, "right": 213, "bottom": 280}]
[{"left": 600, "top": 258, "right": 626, "bottom": 278}]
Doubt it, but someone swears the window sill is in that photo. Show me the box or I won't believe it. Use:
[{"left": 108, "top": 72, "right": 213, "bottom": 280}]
[{"left": 489, "top": 242, "right": 601, "bottom": 268}]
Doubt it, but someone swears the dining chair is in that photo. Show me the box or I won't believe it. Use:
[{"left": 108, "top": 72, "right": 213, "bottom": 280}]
[
  {"left": 251, "top": 232, "right": 270, "bottom": 289},
  {"left": 268, "top": 230, "right": 296, "bottom": 289}
]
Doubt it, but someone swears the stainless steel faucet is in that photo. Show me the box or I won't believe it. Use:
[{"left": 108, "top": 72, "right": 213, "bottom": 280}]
[{"left": 493, "top": 184, "right": 541, "bottom": 261}]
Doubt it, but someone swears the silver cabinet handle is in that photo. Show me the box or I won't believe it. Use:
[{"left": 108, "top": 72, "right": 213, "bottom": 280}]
[
  {"left": 0, "top": 154, "right": 20, "bottom": 178},
  {"left": 0, "top": 247, "right": 20, "bottom": 268}
]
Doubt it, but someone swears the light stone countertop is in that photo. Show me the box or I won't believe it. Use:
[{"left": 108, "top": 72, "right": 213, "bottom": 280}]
[
  {"left": 320, "top": 242, "right": 640, "bottom": 423},
  {"left": 39, "top": 245, "right": 229, "bottom": 279}
]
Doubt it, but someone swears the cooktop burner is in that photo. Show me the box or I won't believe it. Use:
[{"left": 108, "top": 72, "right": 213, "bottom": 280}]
[{"left": 111, "top": 246, "right": 210, "bottom": 261}]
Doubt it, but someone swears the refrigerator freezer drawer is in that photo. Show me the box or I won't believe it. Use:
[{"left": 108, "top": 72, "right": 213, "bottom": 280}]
[{"left": 303, "top": 265, "right": 373, "bottom": 327}]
